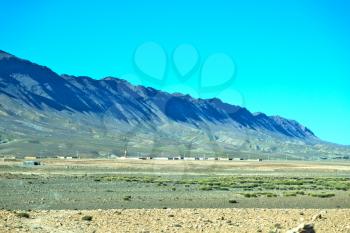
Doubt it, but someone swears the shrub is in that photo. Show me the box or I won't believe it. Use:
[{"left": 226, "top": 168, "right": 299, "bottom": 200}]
[
  {"left": 123, "top": 195, "right": 132, "bottom": 201},
  {"left": 333, "top": 183, "right": 349, "bottom": 191},
  {"left": 229, "top": 199, "right": 238, "bottom": 204},
  {"left": 266, "top": 193, "right": 277, "bottom": 197},
  {"left": 242, "top": 193, "right": 258, "bottom": 198},
  {"left": 82, "top": 215, "right": 93, "bottom": 221},
  {"left": 283, "top": 192, "right": 297, "bottom": 197},
  {"left": 16, "top": 212, "right": 30, "bottom": 218},
  {"left": 283, "top": 191, "right": 305, "bottom": 197},
  {"left": 308, "top": 192, "right": 335, "bottom": 198},
  {"left": 199, "top": 185, "right": 213, "bottom": 191}
]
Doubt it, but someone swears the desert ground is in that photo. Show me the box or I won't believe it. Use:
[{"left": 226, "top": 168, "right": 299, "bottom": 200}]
[{"left": 0, "top": 158, "right": 349, "bottom": 232}]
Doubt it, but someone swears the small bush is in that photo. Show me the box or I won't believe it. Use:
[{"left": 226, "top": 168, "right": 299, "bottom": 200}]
[
  {"left": 266, "top": 193, "right": 277, "bottom": 198},
  {"left": 308, "top": 192, "right": 335, "bottom": 198},
  {"left": 16, "top": 212, "right": 30, "bottom": 218},
  {"left": 229, "top": 199, "right": 238, "bottom": 204},
  {"left": 243, "top": 193, "right": 258, "bottom": 198},
  {"left": 283, "top": 191, "right": 305, "bottom": 197},
  {"left": 333, "top": 183, "right": 349, "bottom": 191},
  {"left": 82, "top": 215, "right": 93, "bottom": 221},
  {"left": 217, "top": 187, "right": 230, "bottom": 191},
  {"left": 123, "top": 195, "right": 132, "bottom": 201},
  {"left": 199, "top": 185, "right": 213, "bottom": 191},
  {"left": 283, "top": 192, "right": 297, "bottom": 197}
]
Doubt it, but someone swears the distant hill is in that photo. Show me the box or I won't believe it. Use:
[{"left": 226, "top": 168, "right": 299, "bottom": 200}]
[{"left": 0, "top": 50, "right": 348, "bottom": 159}]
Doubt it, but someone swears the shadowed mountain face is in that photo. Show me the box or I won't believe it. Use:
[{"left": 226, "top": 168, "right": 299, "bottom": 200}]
[{"left": 0, "top": 50, "right": 348, "bottom": 158}]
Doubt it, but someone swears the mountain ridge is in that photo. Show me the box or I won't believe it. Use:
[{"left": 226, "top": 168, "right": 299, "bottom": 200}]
[{"left": 0, "top": 50, "right": 348, "bottom": 159}]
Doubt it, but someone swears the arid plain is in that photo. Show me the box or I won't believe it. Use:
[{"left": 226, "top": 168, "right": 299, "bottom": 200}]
[{"left": 1, "top": 159, "right": 350, "bottom": 232}]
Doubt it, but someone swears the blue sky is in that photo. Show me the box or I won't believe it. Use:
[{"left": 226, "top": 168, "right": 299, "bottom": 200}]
[{"left": 1, "top": 0, "right": 349, "bottom": 145}]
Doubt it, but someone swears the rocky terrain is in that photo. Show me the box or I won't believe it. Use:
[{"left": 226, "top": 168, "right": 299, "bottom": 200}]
[{"left": 1, "top": 208, "right": 349, "bottom": 233}]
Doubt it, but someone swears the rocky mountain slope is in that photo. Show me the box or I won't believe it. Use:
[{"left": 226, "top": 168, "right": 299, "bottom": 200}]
[{"left": 0, "top": 50, "right": 348, "bottom": 159}]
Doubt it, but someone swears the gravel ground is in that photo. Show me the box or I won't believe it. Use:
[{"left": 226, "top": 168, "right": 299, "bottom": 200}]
[
  {"left": 0, "top": 208, "right": 350, "bottom": 233},
  {"left": 1, "top": 160, "right": 349, "bottom": 232},
  {"left": 1, "top": 173, "right": 350, "bottom": 210}
]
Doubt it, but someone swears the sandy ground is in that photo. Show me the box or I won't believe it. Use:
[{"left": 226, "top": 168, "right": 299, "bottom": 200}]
[{"left": 1, "top": 208, "right": 350, "bottom": 233}]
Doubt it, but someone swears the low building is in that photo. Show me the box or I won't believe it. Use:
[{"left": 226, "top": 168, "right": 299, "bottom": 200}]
[
  {"left": 208, "top": 157, "right": 219, "bottom": 160},
  {"left": 1, "top": 156, "right": 17, "bottom": 162},
  {"left": 153, "top": 157, "right": 168, "bottom": 160},
  {"left": 233, "top": 157, "right": 244, "bottom": 161},
  {"left": 219, "top": 157, "right": 229, "bottom": 161}
]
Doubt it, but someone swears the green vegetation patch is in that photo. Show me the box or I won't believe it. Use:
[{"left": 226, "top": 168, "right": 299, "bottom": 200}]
[
  {"left": 239, "top": 192, "right": 278, "bottom": 198},
  {"left": 308, "top": 192, "right": 335, "bottom": 198},
  {"left": 99, "top": 175, "right": 349, "bottom": 197}
]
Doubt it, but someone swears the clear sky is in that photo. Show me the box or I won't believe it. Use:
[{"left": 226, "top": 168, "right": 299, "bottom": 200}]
[{"left": 1, "top": 0, "right": 349, "bottom": 145}]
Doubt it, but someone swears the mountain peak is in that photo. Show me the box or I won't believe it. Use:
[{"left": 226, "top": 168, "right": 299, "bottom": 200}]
[{"left": 0, "top": 50, "right": 14, "bottom": 59}]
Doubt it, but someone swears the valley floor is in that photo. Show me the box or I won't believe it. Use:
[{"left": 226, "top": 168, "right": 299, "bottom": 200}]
[{"left": 0, "top": 159, "right": 349, "bottom": 232}]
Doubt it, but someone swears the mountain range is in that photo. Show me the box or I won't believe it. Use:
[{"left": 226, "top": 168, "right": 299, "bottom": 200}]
[{"left": 0, "top": 50, "right": 348, "bottom": 159}]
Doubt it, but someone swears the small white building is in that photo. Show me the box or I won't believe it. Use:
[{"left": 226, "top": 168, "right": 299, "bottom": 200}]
[
  {"left": 153, "top": 157, "right": 168, "bottom": 160},
  {"left": 219, "top": 157, "right": 229, "bottom": 161}
]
